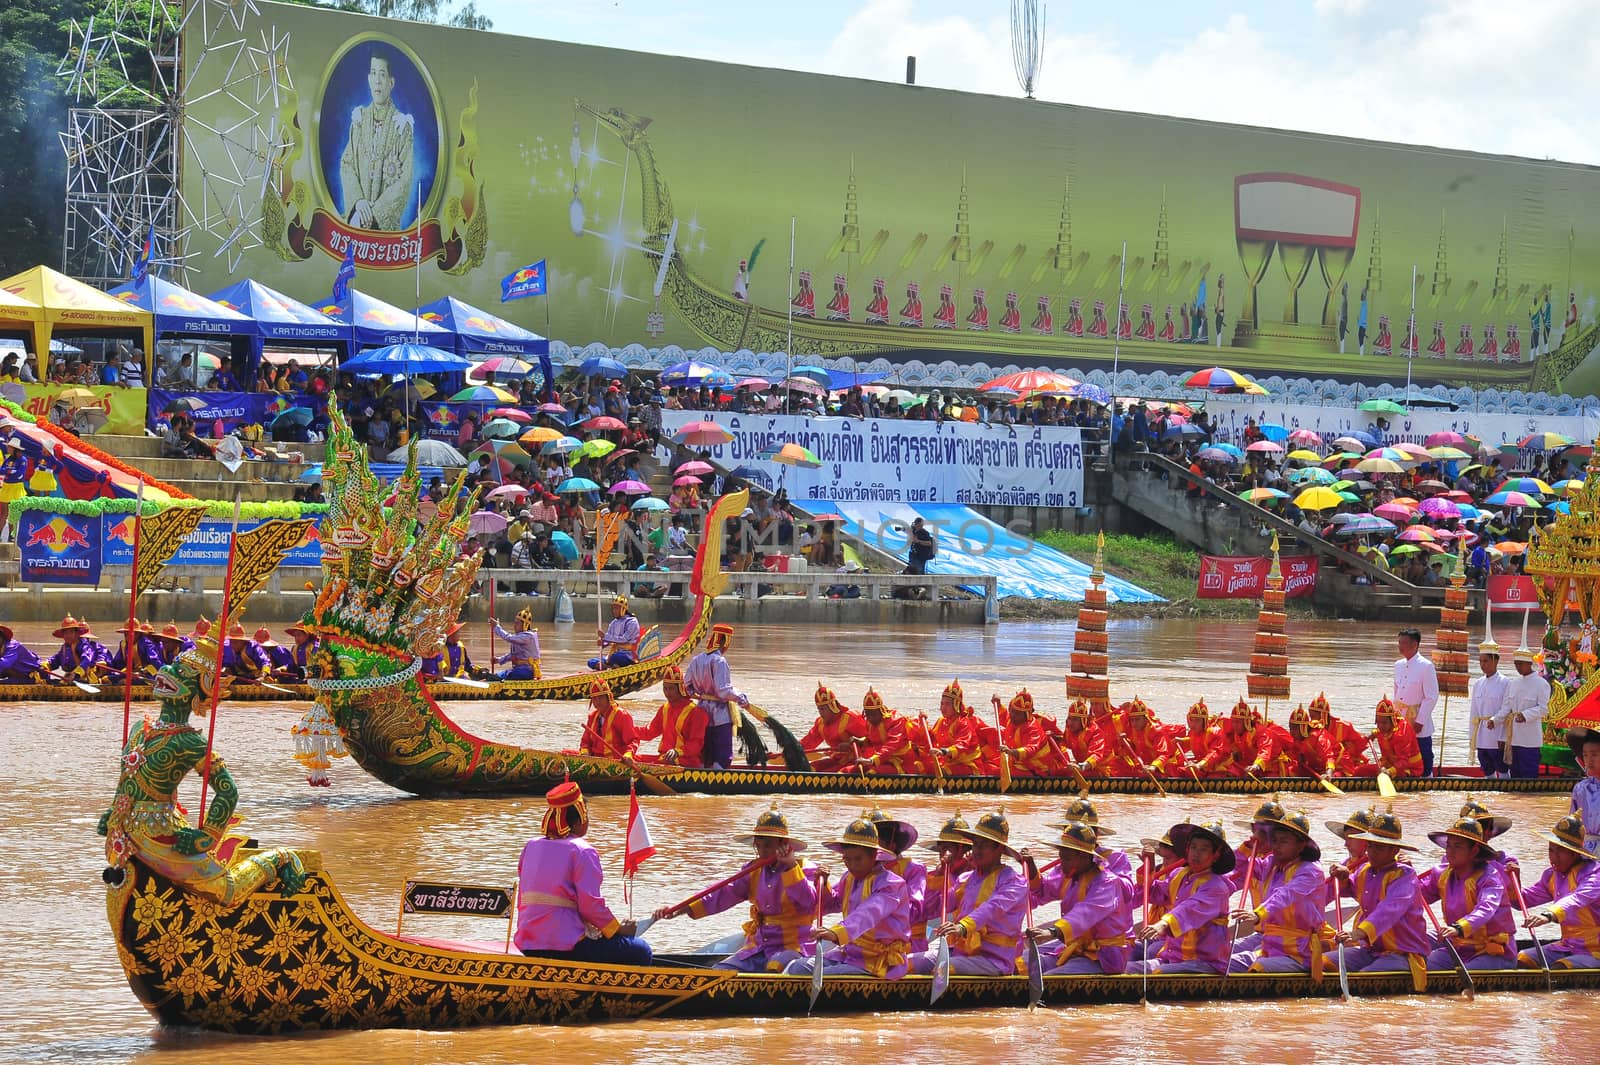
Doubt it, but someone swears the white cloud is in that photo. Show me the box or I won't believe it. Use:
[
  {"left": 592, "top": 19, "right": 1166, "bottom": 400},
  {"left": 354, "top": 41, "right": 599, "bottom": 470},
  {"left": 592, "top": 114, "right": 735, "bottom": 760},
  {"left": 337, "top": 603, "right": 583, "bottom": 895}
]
[{"left": 817, "top": 0, "right": 1600, "bottom": 165}]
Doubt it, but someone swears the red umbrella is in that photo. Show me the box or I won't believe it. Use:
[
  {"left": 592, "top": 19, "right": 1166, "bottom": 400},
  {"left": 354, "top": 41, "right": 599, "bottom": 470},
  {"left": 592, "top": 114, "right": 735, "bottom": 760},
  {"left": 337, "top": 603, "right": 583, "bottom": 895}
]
[
  {"left": 979, "top": 369, "right": 1080, "bottom": 394},
  {"left": 672, "top": 475, "right": 702, "bottom": 487},
  {"left": 672, "top": 420, "right": 733, "bottom": 446},
  {"left": 487, "top": 407, "right": 531, "bottom": 423},
  {"left": 583, "top": 416, "right": 626, "bottom": 431},
  {"left": 736, "top": 377, "right": 773, "bottom": 391},
  {"left": 675, "top": 460, "right": 714, "bottom": 475}
]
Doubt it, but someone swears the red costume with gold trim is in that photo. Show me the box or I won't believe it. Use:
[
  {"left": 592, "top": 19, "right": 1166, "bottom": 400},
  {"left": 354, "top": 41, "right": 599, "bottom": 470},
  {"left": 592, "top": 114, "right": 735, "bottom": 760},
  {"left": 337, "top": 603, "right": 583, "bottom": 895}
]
[
  {"left": 635, "top": 666, "right": 708, "bottom": 768},
  {"left": 579, "top": 678, "right": 639, "bottom": 759},
  {"left": 999, "top": 690, "right": 1064, "bottom": 776},
  {"left": 859, "top": 689, "right": 918, "bottom": 775},
  {"left": 801, "top": 683, "right": 870, "bottom": 772},
  {"left": 1353, "top": 697, "right": 1425, "bottom": 778},
  {"left": 930, "top": 680, "right": 990, "bottom": 775},
  {"left": 1309, "top": 692, "right": 1370, "bottom": 775}
]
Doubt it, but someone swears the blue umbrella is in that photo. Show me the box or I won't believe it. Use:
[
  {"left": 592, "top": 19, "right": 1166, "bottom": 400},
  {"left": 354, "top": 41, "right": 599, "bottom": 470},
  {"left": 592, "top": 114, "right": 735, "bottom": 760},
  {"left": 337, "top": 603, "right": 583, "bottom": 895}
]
[
  {"left": 1163, "top": 423, "right": 1208, "bottom": 438},
  {"left": 342, "top": 342, "right": 472, "bottom": 374},
  {"left": 271, "top": 406, "right": 314, "bottom": 428},
  {"left": 578, "top": 355, "right": 628, "bottom": 379},
  {"left": 788, "top": 365, "right": 832, "bottom": 386},
  {"left": 631, "top": 496, "right": 669, "bottom": 512},
  {"left": 1066, "top": 383, "right": 1112, "bottom": 405},
  {"left": 1211, "top": 442, "right": 1245, "bottom": 459},
  {"left": 549, "top": 530, "right": 579, "bottom": 561},
  {"left": 540, "top": 436, "right": 583, "bottom": 455},
  {"left": 660, "top": 360, "right": 732, "bottom": 387},
  {"left": 298, "top": 464, "right": 324, "bottom": 482},
  {"left": 1257, "top": 423, "right": 1288, "bottom": 442},
  {"left": 557, "top": 476, "right": 601, "bottom": 493}
]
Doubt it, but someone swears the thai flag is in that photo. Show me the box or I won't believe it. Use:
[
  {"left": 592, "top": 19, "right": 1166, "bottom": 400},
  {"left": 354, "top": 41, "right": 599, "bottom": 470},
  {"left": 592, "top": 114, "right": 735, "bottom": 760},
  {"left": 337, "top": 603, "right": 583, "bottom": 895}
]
[
  {"left": 131, "top": 223, "right": 155, "bottom": 282},
  {"left": 623, "top": 780, "right": 655, "bottom": 877},
  {"left": 332, "top": 243, "right": 357, "bottom": 302}
]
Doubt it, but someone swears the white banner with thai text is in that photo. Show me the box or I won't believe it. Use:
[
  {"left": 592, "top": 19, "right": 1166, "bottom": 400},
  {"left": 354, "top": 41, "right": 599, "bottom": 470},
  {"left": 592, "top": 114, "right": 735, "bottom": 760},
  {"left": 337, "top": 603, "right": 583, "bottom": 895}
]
[{"left": 661, "top": 412, "right": 1086, "bottom": 507}]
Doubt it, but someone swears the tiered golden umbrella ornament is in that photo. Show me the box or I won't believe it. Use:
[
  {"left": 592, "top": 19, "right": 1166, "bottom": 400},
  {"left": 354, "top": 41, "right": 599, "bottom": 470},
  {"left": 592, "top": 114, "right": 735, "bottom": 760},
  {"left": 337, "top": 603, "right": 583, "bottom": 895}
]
[
  {"left": 1246, "top": 534, "right": 1291, "bottom": 709},
  {"left": 1066, "top": 533, "right": 1112, "bottom": 715},
  {"left": 1430, "top": 573, "right": 1473, "bottom": 748}
]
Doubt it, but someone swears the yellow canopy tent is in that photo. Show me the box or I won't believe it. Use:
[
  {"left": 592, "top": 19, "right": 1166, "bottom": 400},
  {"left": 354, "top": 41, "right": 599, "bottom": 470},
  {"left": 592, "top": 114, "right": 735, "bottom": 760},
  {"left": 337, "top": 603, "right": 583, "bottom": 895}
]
[
  {"left": 0, "top": 266, "right": 153, "bottom": 379},
  {"left": 0, "top": 288, "right": 40, "bottom": 360}
]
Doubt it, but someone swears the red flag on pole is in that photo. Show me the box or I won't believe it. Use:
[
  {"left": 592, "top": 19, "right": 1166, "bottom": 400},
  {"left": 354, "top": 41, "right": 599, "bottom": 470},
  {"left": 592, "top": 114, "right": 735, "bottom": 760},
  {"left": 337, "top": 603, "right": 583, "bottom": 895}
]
[{"left": 624, "top": 780, "right": 655, "bottom": 877}]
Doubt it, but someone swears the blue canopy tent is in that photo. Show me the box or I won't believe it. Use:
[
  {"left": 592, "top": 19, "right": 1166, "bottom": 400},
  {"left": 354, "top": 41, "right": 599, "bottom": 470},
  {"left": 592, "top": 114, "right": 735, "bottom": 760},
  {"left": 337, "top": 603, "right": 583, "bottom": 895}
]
[
  {"left": 416, "top": 294, "right": 553, "bottom": 399},
  {"left": 314, "top": 288, "right": 454, "bottom": 355},
  {"left": 208, "top": 279, "right": 348, "bottom": 386},
  {"left": 107, "top": 275, "right": 256, "bottom": 389}
]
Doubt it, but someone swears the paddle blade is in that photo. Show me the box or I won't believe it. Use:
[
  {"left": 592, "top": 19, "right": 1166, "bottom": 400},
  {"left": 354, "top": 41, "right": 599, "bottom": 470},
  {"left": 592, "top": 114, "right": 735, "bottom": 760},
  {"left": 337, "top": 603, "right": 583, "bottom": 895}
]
[
  {"left": 636, "top": 771, "right": 676, "bottom": 797},
  {"left": 1026, "top": 937, "right": 1044, "bottom": 1009},
  {"left": 632, "top": 916, "right": 657, "bottom": 938},
  {"left": 73, "top": 680, "right": 101, "bottom": 695},
  {"left": 808, "top": 941, "right": 825, "bottom": 1012},
  {"left": 1377, "top": 771, "right": 1398, "bottom": 799},
  {"left": 437, "top": 675, "right": 493, "bottom": 689},
  {"left": 998, "top": 753, "right": 1012, "bottom": 793},
  {"left": 930, "top": 936, "right": 951, "bottom": 1004},
  {"left": 1319, "top": 776, "right": 1347, "bottom": 797}
]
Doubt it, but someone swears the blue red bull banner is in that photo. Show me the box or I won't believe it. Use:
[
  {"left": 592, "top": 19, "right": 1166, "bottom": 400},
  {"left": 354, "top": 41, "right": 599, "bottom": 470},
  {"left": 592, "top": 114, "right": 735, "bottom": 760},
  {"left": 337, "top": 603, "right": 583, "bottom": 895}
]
[
  {"left": 18, "top": 510, "right": 102, "bottom": 584},
  {"left": 148, "top": 389, "right": 272, "bottom": 434},
  {"left": 419, "top": 400, "right": 495, "bottom": 443},
  {"left": 104, "top": 515, "right": 324, "bottom": 568},
  {"left": 501, "top": 260, "right": 547, "bottom": 302}
]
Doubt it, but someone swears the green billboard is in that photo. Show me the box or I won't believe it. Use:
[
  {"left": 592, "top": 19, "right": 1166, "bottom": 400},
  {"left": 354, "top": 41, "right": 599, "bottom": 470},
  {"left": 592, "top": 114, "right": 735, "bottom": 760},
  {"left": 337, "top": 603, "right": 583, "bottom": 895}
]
[{"left": 182, "top": 1, "right": 1600, "bottom": 395}]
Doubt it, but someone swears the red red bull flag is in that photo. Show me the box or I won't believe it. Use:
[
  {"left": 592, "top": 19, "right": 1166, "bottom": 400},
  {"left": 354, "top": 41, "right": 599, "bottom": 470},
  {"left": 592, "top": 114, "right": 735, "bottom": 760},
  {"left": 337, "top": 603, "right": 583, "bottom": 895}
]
[
  {"left": 501, "top": 259, "right": 546, "bottom": 302},
  {"left": 1196, "top": 555, "right": 1318, "bottom": 599},
  {"left": 18, "top": 511, "right": 102, "bottom": 585}
]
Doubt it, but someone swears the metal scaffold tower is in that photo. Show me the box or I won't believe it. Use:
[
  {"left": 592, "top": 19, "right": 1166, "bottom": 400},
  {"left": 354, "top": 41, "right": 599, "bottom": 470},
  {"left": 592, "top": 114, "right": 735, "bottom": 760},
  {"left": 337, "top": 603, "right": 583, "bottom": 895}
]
[{"left": 58, "top": 0, "right": 293, "bottom": 286}]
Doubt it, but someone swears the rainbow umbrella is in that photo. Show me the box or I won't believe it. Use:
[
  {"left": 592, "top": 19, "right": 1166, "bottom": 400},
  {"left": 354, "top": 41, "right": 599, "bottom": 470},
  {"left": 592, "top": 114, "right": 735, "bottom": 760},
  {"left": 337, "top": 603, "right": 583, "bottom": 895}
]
[
  {"left": 1555, "top": 479, "right": 1583, "bottom": 496},
  {"left": 1183, "top": 366, "right": 1268, "bottom": 394},
  {"left": 1495, "top": 477, "right": 1554, "bottom": 496},
  {"left": 1519, "top": 432, "right": 1574, "bottom": 450},
  {"left": 451, "top": 385, "right": 518, "bottom": 403},
  {"left": 769, "top": 442, "right": 823, "bottom": 468},
  {"left": 468, "top": 357, "right": 535, "bottom": 378},
  {"left": 1396, "top": 525, "right": 1437, "bottom": 543},
  {"left": 1427, "top": 446, "right": 1472, "bottom": 461},
  {"left": 1484, "top": 490, "right": 1541, "bottom": 508},
  {"left": 979, "top": 369, "right": 1080, "bottom": 393},
  {"left": 1363, "top": 447, "right": 1410, "bottom": 463},
  {"left": 1239, "top": 487, "right": 1290, "bottom": 504}
]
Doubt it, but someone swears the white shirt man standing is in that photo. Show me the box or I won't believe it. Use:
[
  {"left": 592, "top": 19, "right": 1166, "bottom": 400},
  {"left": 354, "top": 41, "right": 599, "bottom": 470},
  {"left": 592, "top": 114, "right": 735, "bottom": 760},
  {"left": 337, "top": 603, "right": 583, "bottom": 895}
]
[
  {"left": 1393, "top": 627, "right": 1440, "bottom": 776},
  {"left": 1498, "top": 646, "right": 1550, "bottom": 779},
  {"left": 1468, "top": 639, "right": 1510, "bottom": 778}
]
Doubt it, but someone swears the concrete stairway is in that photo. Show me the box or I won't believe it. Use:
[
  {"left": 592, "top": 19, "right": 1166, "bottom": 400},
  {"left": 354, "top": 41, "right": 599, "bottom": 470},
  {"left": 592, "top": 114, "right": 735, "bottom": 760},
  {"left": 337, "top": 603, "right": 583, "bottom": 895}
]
[{"left": 80, "top": 434, "right": 313, "bottom": 502}]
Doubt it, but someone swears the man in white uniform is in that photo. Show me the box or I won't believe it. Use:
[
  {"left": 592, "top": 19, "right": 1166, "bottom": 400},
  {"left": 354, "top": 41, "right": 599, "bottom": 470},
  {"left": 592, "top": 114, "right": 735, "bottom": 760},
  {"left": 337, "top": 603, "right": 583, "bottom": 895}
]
[
  {"left": 1393, "top": 627, "right": 1440, "bottom": 777},
  {"left": 1468, "top": 638, "right": 1510, "bottom": 778},
  {"left": 1497, "top": 645, "right": 1550, "bottom": 779}
]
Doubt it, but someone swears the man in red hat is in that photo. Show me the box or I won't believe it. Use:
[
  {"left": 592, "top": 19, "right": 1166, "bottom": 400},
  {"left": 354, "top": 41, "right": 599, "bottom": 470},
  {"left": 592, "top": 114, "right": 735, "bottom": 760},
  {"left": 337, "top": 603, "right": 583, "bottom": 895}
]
[
  {"left": 997, "top": 690, "right": 1064, "bottom": 777},
  {"left": 46, "top": 615, "right": 110, "bottom": 682},
  {"left": 1353, "top": 697, "right": 1425, "bottom": 779},
  {"left": 278, "top": 623, "right": 321, "bottom": 682},
  {"left": 929, "top": 680, "right": 989, "bottom": 776},
  {"left": 683, "top": 623, "right": 747, "bottom": 770},
  {"left": 578, "top": 677, "right": 638, "bottom": 760},
  {"left": 1276, "top": 707, "right": 1339, "bottom": 779},
  {"left": 635, "top": 665, "right": 708, "bottom": 767},
  {"left": 1194, "top": 700, "right": 1268, "bottom": 778},
  {"left": 514, "top": 781, "right": 651, "bottom": 965},
  {"left": 801, "top": 683, "right": 869, "bottom": 773},
  {"left": 107, "top": 620, "right": 161, "bottom": 684},
  {"left": 856, "top": 689, "right": 917, "bottom": 775},
  {"left": 0, "top": 624, "right": 45, "bottom": 683}
]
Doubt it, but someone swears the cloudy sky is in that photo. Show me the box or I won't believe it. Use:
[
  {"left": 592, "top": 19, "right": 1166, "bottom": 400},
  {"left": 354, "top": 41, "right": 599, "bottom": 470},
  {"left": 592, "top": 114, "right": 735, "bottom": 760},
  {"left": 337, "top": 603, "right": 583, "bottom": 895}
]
[{"left": 467, "top": 0, "right": 1599, "bottom": 165}]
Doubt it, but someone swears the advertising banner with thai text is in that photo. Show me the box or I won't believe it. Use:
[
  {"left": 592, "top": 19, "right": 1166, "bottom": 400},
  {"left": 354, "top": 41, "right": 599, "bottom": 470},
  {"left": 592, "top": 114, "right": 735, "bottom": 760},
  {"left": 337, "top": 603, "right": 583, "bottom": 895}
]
[
  {"left": 18, "top": 510, "right": 102, "bottom": 584},
  {"left": 1196, "top": 555, "right": 1318, "bottom": 599},
  {"left": 103, "top": 515, "right": 323, "bottom": 568}
]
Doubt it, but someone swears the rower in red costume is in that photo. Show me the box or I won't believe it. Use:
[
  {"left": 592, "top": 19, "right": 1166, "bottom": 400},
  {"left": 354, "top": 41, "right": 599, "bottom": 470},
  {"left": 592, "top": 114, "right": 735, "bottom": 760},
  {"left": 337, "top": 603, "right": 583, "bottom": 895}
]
[
  {"left": 1055, "top": 698, "right": 1100, "bottom": 766},
  {"left": 1276, "top": 706, "right": 1339, "bottom": 778},
  {"left": 800, "top": 683, "right": 870, "bottom": 772},
  {"left": 1246, "top": 707, "right": 1297, "bottom": 778},
  {"left": 578, "top": 677, "right": 639, "bottom": 759},
  {"left": 997, "top": 690, "right": 1064, "bottom": 776},
  {"left": 634, "top": 665, "right": 708, "bottom": 767},
  {"left": 930, "top": 680, "right": 991, "bottom": 776},
  {"left": 1352, "top": 696, "right": 1425, "bottom": 779},
  {"left": 1308, "top": 692, "right": 1371, "bottom": 775},
  {"left": 1117, "top": 698, "right": 1177, "bottom": 775},
  {"left": 1165, "top": 699, "right": 1217, "bottom": 774},
  {"left": 858, "top": 688, "right": 918, "bottom": 775},
  {"left": 1195, "top": 699, "right": 1273, "bottom": 778}
]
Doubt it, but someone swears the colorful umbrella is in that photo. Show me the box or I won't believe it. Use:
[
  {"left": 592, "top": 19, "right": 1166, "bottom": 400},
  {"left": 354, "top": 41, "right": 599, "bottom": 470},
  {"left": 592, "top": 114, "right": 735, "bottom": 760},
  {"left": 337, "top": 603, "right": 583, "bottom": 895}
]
[
  {"left": 632, "top": 496, "right": 670, "bottom": 512},
  {"left": 1495, "top": 477, "right": 1554, "bottom": 496},
  {"left": 609, "top": 479, "right": 652, "bottom": 495},
  {"left": 782, "top": 376, "right": 826, "bottom": 395},
  {"left": 556, "top": 477, "right": 600, "bottom": 493},
  {"left": 1337, "top": 515, "right": 1397, "bottom": 536},
  {"left": 1553, "top": 501, "right": 1572, "bottom": 515},
  {"left": 1363, "top": 447, "right": 1409, "bottom": 462},
  {"left": 1291, "top": 467, "right": 1336, "bottom": 485},
  {"left": 1424, "top": 431, "right": 1468, "bottom": 447},
  {"left": 770, "top": 442, "right": 823, "bottom": 468},
  {"left": 1197, "top": 447, "right": 1240, "bottom": 464},
  {"left": 1239, "top": 487, "right": 1290, "bottom": 504},
  {"left": 979, "top": 369, "right": 1080, "bottom": 393},
  {"left": 468, "top": 357, "right": 535, "bottom": 378},
  {"left": 583, "top": 415, "right": 626, "bottom": 431},
  {"left": 1396, "top": 525, "right": 1437, "bottom": 542},
  {"left": 1245, "top": 440, "right": 1284, "bottom": 454},
  {"left": 539, "top": 436, "right": 583, "bottom": 455},
  {"left": 471, "top": 440, "right": 531, "bottom": 467},
  {"left": 1417, "top": 497, "right": 1462, "bottom": 519},
  {"left": 1355, "top": 457, "right": 1404, "bottom": 474},
  {"left": 1286, "top": 449, "right": 1324, "bottom": 463},
  {"left": 673, "top": 421, "right": 734, "bottom": 446},
  {"left": 520, "top": 426, "right": 565, "bottom": 444},
  {"left": 1484, "top": 490, "right": 1541, "bottom": 508},
  {"left": 1287, "top": 429, "right": 1324, "bottom": 448},
  {"left": 1518, "top": 432, "right": 1574, "bottom": 450},
  {"left": 1183, "top": 366, "right": 1267, "bottom": 394},
  {"left": 1293, "top": 486, "right": 1345, "bottom": 510},
  {"left": 1427, "top": 446, "right": 1472, "bottom": 461},
  {"left": 1210, "top": 442, "right": 1245, "bottom": 459},
  {"left": 1555, "top": 479, "right": 1583, "bottom": 496},
  {"left": 451, "top": 385, "right": 518, "bottom": 403},
  {"left": 660, "top": 361, "right": 734, "bottom": 387}
]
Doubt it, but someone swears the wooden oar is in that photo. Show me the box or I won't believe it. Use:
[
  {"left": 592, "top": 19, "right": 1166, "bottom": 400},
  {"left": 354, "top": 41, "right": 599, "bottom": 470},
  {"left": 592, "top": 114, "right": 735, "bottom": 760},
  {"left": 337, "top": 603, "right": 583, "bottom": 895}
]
[
  {"left": 1376, "top": 771, "right": 1398, "bottom": 799},
  {"left": 1043, "top": 733, "right": 1089, "bottom": 793},
  {"left": 931, "top": 853, "right": 952, "bottom": 1005},
  {"left": 51, "top": 670, "right": 102, "bottom": 695},
  {"left": 1223, "top": 846, "right": 1257, "bottom": 979},
  {"left": 1115, "top": 733, "right": 1167, "bottom": 797},
  {"left": 1139, "top": 851, "right": 1153, "bottom": 1007},
  {"left": 1330, "top": 874, "right": 1352, "bottom": 1002},
  {"left": 1421, "top": 899, "right": 1475, "bottom": 1000},
  {"left": 1505, "top": 866, "right": 1552, "bottom": 991},
  {"left": 435, "top": 675, "right": 493, "bottom": 690},
  {"left": 1314, "top": 772, "right": 1347, "bottom": 797},
  {"left": 658, "top": 857, "right": 775, "bottom": 918},
  {"left": 1023, "top": 879, "right": 1044, "bottom": 1009},
  {"left": 807, "top": 870, "right": 828, "bottom": 1013},
  {"left": 916, "top": 713, "right": 947, "bottom": 793},
  {"left": 991, "top": 696, "right": 1012, "bottom": 793},
  {"left": 256, "top": 680, "right": 300, "bottom": 696}
]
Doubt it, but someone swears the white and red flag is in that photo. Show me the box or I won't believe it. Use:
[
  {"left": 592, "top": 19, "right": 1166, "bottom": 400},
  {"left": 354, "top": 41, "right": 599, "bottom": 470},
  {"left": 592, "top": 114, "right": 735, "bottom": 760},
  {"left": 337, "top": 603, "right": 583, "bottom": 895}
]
[{"left": 623, "top": 780, "right": 655, "bottom": 877}]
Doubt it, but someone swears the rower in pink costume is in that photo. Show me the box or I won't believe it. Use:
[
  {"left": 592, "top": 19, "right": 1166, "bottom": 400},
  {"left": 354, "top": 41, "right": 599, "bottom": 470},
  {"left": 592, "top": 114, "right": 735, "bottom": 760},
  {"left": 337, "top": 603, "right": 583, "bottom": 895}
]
[
  {"left": 1227, "top": 808, "right": 1327, "bottom": 973},
  {"left": 1418, "top": 816, "right": 1518, "bottom": 970},
  {"left": 1022, "top": 821, "right": 1132, "bottom": 975},
  {"left": 863, "top": 807, "right": 928, "bottom": 950},
  {"left": 785, "top": 817, "right": 911, "bottom": 979},
  {"left": 654, "top": 806, "right": 819, "bottom": 972},
  {"left": 1129, "top": 819, "right": 1236, "bottom": 975},
  {"left": 1519, "top": 813, "right": 1600, "bottom": 969},
  {"left": 1331, "top": 811, "right": 1432, "bottom": 988},
  {"left": 908, "top": 811, "right": 1027, "bottom": 976}
]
